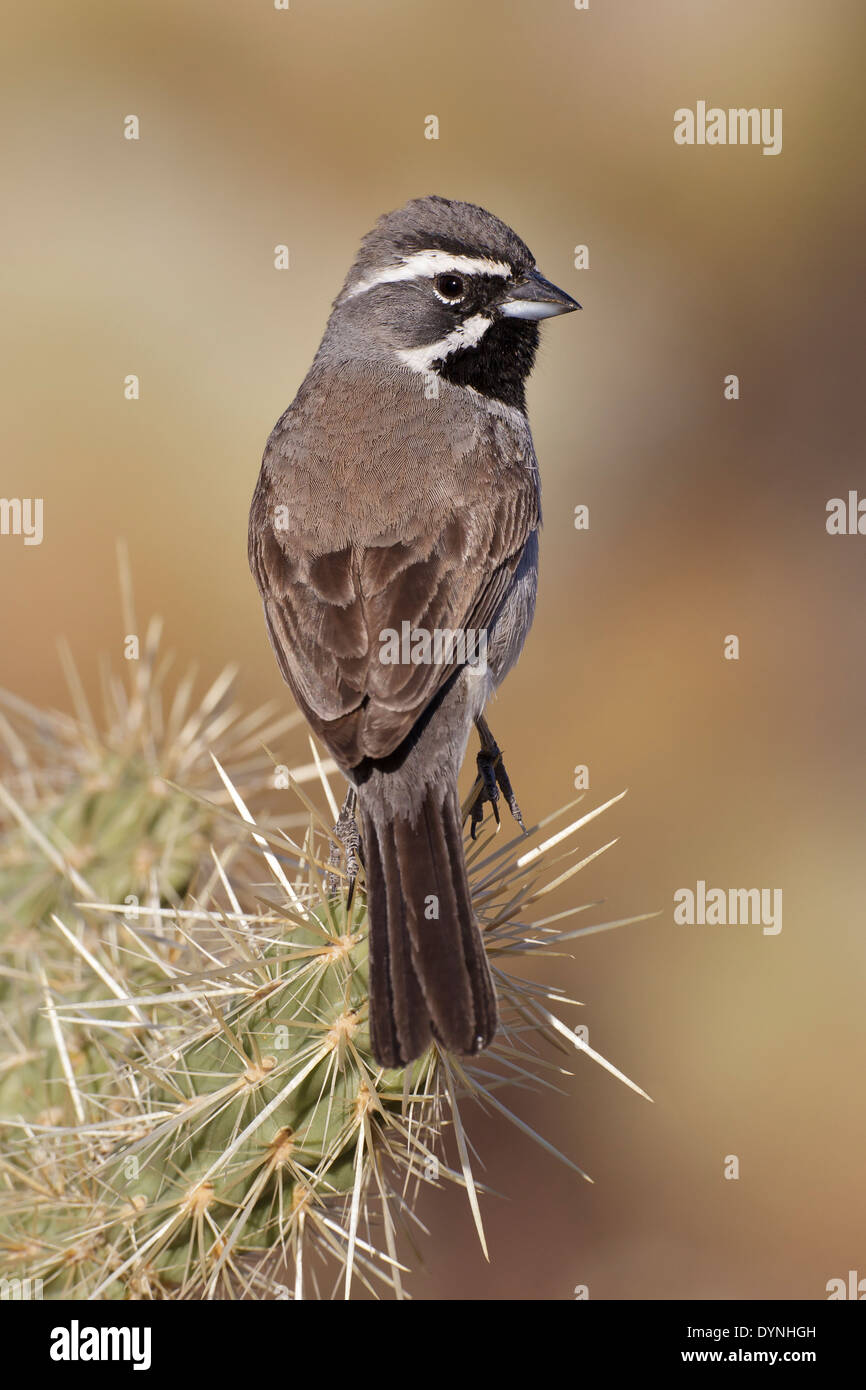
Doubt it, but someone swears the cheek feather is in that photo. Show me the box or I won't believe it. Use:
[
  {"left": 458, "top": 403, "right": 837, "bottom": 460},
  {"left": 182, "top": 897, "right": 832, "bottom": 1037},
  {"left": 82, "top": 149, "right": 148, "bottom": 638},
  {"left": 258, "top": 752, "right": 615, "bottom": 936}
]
[{"left": 395, "top": 314, "right": 494, "bottom": 373}]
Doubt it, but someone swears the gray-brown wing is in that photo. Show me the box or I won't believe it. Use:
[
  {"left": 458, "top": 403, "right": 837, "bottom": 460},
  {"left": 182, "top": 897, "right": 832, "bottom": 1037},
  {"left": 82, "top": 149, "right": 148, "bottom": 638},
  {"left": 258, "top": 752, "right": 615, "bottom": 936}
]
[
  {"left": 250, "top": 482, "right": 536, "bottom": 768},
  {"left": 248, "top": 368, "right": 539, "bottom": 769}
]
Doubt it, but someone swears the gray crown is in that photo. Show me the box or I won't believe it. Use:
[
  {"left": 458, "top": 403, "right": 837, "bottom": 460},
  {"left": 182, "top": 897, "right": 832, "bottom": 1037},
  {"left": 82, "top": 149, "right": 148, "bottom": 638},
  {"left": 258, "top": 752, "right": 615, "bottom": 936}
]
[{"left": 338, "top": 194, "right": 536, "bottom": 300}]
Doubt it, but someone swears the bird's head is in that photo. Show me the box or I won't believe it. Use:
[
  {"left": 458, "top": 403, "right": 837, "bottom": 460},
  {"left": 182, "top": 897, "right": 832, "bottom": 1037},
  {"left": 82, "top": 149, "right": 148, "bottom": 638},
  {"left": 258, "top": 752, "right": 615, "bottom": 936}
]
[{"left": 324, "top": 195, "right": 580, "bottom": 411}]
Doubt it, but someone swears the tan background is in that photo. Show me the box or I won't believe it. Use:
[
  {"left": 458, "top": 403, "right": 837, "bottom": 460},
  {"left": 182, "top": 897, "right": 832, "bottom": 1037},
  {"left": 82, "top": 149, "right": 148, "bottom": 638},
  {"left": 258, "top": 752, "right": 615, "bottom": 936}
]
[{"left": 2, "top": 0, "right": 865, "bottom": 1298}]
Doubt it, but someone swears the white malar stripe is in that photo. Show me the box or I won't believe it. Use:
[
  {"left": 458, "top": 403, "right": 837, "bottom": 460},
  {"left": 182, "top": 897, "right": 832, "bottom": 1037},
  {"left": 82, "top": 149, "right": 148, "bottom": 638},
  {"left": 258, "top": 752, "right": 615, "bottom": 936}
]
[
  {"left": 346, "top": 250, "right": 512, "bottom": 300},
  {"left": 396, "top": 313, "right": 493, "bottom": 373}
]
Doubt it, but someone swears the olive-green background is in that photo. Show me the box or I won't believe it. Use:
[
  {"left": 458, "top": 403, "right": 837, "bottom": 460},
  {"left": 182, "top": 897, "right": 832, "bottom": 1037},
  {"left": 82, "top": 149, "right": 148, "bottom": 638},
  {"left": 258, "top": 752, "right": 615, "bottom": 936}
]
[{"left": 2, "top": 0, "right": 864, "bottom": 1299}]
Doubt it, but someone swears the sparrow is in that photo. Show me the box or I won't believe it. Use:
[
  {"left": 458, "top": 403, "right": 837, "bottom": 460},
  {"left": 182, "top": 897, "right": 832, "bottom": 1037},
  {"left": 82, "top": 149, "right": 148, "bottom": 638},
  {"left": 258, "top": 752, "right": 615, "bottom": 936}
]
[{"left": 248, "top": 195, "right": 579, "bottom": 1068}]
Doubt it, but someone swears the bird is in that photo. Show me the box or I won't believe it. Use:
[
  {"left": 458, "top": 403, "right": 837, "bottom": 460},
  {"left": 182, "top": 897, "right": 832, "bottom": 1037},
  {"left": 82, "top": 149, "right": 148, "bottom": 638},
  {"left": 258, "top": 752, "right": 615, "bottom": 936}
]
[{"left": 248, "top": 195, "right": 579, "bottom": 1069}]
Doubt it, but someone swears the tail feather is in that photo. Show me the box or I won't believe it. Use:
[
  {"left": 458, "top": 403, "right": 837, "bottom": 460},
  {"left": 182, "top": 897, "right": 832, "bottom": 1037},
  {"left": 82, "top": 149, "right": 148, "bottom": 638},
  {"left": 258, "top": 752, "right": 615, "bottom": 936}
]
[
  {"left": 438, "top": 790, "right": 498, "bottom": 1043},
  {"left": 365, "top": 816, "right": 431, "bottom": 1067},
  {"left": 361, "top": 784, "right": 498, "bottom": 1069}
]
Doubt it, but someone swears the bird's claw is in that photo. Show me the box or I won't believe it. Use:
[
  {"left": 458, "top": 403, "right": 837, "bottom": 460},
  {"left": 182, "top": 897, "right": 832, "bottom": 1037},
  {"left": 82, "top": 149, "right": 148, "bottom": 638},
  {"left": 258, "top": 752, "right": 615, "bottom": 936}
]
[{"left": 469, "top": 738, "right": 525, "bottom": 840}]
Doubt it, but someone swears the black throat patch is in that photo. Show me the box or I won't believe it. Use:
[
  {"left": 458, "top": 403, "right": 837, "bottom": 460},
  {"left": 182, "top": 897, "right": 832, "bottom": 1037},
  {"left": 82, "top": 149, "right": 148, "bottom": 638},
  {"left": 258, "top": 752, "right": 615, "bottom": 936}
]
[{"left": 433, "top": 318, "right": 539, "bottom": 412}]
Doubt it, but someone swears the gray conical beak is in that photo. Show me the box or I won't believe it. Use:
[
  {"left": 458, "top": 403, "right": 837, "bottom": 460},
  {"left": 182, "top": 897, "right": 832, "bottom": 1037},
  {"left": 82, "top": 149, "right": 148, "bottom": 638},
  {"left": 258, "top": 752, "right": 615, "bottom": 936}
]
[{"left": 499, "top": 269, "right": 581, "bottom": 320}]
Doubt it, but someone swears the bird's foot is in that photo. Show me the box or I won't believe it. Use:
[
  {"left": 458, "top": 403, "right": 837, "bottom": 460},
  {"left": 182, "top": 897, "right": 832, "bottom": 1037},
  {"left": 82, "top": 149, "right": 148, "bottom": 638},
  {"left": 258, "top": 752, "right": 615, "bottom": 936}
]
[
  {"left": 469, "top": 719, "right": 526, "bottom": 840},
  {"left": 327, "top": 788, "right": 361, "bottom": 907}
]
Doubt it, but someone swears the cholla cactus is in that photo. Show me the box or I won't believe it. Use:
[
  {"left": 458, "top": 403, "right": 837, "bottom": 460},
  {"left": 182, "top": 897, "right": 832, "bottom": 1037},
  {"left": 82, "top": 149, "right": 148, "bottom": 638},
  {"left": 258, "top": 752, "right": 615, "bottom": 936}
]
[
  {"left": 0, "top": 550, "right": 302, "bottom": 1124},
  {"left": 0, "top": 556, "right": 651, "bottom": 1298},
  {"left": 0, "top": 741, "right": 651, "bottom": 1298}
]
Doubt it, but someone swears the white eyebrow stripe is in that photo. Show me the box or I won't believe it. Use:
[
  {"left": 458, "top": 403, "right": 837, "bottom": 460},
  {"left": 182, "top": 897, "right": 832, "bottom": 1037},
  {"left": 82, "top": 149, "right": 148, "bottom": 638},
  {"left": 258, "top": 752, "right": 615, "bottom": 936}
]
[
  {"left": 345, "top": 251, "right": 513, "bottom": 299},
  {"left": 395, "top": 313, "right": 494, "bottom": 372}
]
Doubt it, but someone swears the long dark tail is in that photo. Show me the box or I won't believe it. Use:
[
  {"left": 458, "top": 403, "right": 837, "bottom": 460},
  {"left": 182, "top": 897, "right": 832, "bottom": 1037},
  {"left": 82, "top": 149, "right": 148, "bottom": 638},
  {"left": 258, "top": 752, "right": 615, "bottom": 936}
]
[{"left": 360, "top": 783, "right": 498, "bottom": 1069}]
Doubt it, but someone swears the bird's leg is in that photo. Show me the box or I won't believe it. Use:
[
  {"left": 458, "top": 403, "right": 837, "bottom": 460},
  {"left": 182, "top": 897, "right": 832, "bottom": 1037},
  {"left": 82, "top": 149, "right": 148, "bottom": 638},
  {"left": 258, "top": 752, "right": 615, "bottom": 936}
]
[
  {"left": 327, "top": 786, "right": 361, "bottom": 907},
  {"left": 468, "top": 714, "right": 526, "bottom": 840}
]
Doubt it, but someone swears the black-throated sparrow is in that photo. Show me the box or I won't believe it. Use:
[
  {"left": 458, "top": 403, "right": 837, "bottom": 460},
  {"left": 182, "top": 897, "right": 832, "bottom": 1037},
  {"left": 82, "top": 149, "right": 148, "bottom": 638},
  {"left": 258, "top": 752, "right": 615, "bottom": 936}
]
[{"left": 249, "top": 195, "right": 579, "bottom": 1068}]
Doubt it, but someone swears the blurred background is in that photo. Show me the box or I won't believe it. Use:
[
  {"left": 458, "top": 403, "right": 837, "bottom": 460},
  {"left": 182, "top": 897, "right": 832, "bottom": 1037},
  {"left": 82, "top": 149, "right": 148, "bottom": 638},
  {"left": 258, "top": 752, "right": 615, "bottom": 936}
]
[{"left": 2, "top": 0, "right": 865, "bottom": 1299}]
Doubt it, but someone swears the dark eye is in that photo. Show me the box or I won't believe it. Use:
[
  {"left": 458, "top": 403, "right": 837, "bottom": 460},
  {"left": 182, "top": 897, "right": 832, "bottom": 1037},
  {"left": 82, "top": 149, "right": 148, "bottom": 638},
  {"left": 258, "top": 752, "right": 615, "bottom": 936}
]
[{"left": 435, "top": 273, "right": 465, "bottom": 301}]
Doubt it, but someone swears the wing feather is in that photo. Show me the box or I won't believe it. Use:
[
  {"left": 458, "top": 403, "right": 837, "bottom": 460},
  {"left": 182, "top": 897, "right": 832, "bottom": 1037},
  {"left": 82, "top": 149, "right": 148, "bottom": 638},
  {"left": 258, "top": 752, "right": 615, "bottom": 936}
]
[{"left": 249, "top": 367, "right": 539, "bottom": 768}]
